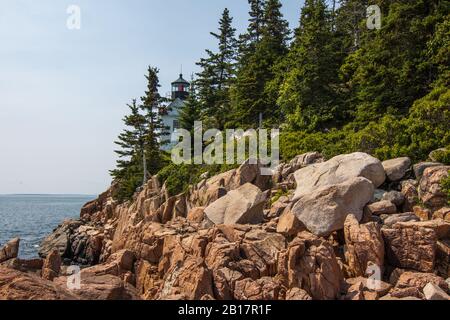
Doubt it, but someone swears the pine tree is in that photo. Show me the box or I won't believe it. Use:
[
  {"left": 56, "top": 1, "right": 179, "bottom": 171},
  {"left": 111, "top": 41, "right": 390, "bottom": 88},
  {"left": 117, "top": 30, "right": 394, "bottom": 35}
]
[
  {"left": 261, "top": 0, "right": 290, "bottom": 51},
  {"left": 277, "top": 0, "right": 342, "bottom": 132},
  {"left": 140, "top": 66, "right": 168, "bottom": 178},
  {"left": 239, "top": 0, "right": 266, "bottom": 55},
  {"left": 229, "top": 0, "right": 289, "bottom": 128},
  {"left": 179, "top": 79, "right": 202, "bottom": 133},
  {"left": 341, "top": 0, "right": 449, "bottom": 127},
  {"left": 195, "top": 8, "right": 237, "bottom": 129},
  {"left": 248, "top": 0, "right": 266, "bottom": 43},
  {"left": 110, "top": 99, "right": 147, "bottom": 201},
  {"left": 335, "top": 0, "right": 369, "bottom": 52}
]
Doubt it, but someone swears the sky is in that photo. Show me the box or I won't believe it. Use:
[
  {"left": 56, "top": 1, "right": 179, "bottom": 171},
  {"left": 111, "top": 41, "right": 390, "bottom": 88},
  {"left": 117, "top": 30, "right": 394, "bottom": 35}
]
[{"left": 0, "top": 0, "right": 304, "bottom": 195}]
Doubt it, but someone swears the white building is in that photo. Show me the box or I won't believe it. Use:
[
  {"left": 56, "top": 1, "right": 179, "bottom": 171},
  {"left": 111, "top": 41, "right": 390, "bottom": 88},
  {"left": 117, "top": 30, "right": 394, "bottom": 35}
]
[{"left": 161, "top": 74, "right": 190, "bottom": 151}]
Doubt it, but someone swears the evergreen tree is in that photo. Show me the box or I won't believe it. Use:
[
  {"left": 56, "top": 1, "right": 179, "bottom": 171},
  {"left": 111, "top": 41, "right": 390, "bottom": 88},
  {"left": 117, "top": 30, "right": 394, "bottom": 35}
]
[
  {"left": 335, "top": 0, "right": 369, "bottom": 52},
  {"left": 229, "top": 0, "right": 289, "bottom": 128},
  {"left": 110, "top": 99, "right": 147, "bottom": 201},
  {"left": 341, "top": 0, "right": 449, "bottom": 127},
  {"left": 277, "top": 0, "right": 342, "bottom": 131},
  {"left": 248, "top": 0, "right": 266, "bottom": 43},
  {"left": 140, "top": 66, "right": 168, "bottom": 178},
  {"left": 179, "top": 80, "right": 202, "bottom": 133},
  {"left": 195, "top": 8, "right": 237, "bottom": 129},
  {"left": 239, "top": 0, "right": 266, "bottom": 55}
]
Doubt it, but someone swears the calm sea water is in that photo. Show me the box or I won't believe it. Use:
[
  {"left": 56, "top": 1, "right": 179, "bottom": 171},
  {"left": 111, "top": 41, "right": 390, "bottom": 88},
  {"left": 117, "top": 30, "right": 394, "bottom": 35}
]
[{"left": 0, "top": 195, "right": 95, "bottom": 259}]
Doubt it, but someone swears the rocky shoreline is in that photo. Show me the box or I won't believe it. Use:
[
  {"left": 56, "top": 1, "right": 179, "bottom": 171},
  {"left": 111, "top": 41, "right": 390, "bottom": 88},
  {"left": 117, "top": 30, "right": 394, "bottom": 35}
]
[{"left": 1, "top": 152, "right": 449, "bottom": 300}]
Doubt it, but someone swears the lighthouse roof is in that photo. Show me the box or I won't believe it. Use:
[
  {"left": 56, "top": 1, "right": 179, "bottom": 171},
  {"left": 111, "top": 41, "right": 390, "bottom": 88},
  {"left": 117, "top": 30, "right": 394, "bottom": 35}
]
[{"left": 172, "top": 74, "right": 190, "bottom": 85}]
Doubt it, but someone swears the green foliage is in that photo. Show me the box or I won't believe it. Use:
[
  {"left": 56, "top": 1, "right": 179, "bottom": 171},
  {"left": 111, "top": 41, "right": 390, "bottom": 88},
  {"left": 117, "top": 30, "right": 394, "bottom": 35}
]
[
  {"left": 441, "top": 173, "right": 450, "bottom": 205},
  {"left": 157, "top": 163, "right": 238, "bottom": 197},
  {"left": 280, "top": 129, "right": 350, "bottom": 161},
  {"left": 432, "top": 149, "right": 450, "bottom": 165},
  {"left": 277, "top": 2, "right": 450, "bottom": 163},
  {"left": 110, "top": 100, "right": 147, "bottom": 202},
  {"left": 340, "top": 0, "right": 449, "bottom": 126},
  {"left": 228, "top": 0, "right": 289, "bottom": 129},
  {"left": 270, "top": 188, "right": 289, "bottom": 205},
  {"left": 111, "top": 1, "right": 450, "bottom": 202},
  {"left": 140, "top": 66, "right": 168, "bottom": 175},
  {"left": 278, "top": 0, "right": 343, "bottom": 132},
  {"left": 195, "top": 8, "right": 238, "bottom": 129},
  {"left": 111, "top": 67, "right": 168, "bottom": 202},
  {"left": 280, "top": 85, "right": 450, "bottom": 163},
  {"left": 179, "top": 81, "right": 202, "bottom": 134},
  {"left": 157, "top": 164, "right": 202, "bottom": 197}
]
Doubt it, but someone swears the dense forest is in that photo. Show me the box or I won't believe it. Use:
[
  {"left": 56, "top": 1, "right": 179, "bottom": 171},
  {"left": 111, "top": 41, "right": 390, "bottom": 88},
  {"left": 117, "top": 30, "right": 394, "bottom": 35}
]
[{"left": 112, "top": 0, "right": 450, "bottom": 201}]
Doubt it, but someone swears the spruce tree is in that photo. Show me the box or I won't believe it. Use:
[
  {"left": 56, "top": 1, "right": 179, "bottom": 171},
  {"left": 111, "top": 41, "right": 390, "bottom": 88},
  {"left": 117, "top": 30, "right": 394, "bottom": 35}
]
[
  {"left": 239, "top": 0, "right": 266, "bottom": 55},
  {"left": 195, "top": 8, "right": 237, "bottom": 129},
  {"left": 278, "top": 0, "right": 342, "bottom": 132},
  {"left": 110, "top": 99, "right": 147, "bottom": 201},
  {"left": 229, "top": 0, "right": 289, "bottom": 128},
  {"left": 179, "top": 80, "right": 202, "bottom": 133},
  {"left": 341, "top": 0, "right": 449, "bottom": 127},
  {"left": 335, "top": 0, "right": 369, "bottom": 52},
  {"left": 140, "top": 66, "right": 168, "bottom": 178}
]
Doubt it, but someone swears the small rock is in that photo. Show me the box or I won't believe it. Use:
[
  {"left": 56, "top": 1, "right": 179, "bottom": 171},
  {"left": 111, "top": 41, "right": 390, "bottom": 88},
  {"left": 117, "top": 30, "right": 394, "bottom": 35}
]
[
  {"left": 399, "top": 219, "right": 450, "bottom": 240},
  {"left": 419, "top": 166, "right": 450, "bottom": 211},
  {"left": 423, "top": 282, "right": 450, "bottom": 300},
  {"left": 276, "top": 206, "right": 305, "bottom": 237},
  {"left": 381, "top": 212, "right": 419, "bottom": 227},
  {"left": 285, "top": 288, "right": 312, "bottom": 300},
  {"left": 373, "top": 189, "right": 387, "bottom": 202},
  {"left": 382, "top": 157, "right": 411, "bottom": 181},
  {"left": 234, "top": 277, "right": 282, "bottom": 300},
  {"left": 0, "top": 238, "right": 20, "bottom": 263},
  {"left": 382, "top": 223, "right": 437, "bottom": 272},
  {"left": 344, "top": 215, "right": 385, "bottom": 278},
  {"left": 433, "top": 207, "right": 450, "bottom": 222},
  {"left": 267, "top": 196, "right": 289, "bottom": 219},
  {"left": 413, "top": 162, "right": 443, "bottom": 179},
  {"left": 401, "top": 179, "right": 419, "bottom": 212},
  {"left": 365, "top": 200, "right": 397, "bottom": 216},
  {"left": 390, "top": 271, "right": 448, "bottom": 299},
  {"left": 187, "top": 207, "right": 206, "bottom": 223},
  {"left": 381, "top": 191, "right": 405, "bottom": 207},
  {"left": 413, "top": 206, "right": 432, "bottom": 221},
  {"left": 42, "top": 250, "right": 62, "bottom": 281},
  {"left": 107, "top": 249, "right": 135, "bottom": 272}
]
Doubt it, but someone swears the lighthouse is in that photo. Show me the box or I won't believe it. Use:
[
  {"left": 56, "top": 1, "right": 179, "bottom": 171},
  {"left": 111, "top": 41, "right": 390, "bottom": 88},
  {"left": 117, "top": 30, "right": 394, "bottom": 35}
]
[{"left": 161, "top": 73, "right": 190, "bottom": 150}]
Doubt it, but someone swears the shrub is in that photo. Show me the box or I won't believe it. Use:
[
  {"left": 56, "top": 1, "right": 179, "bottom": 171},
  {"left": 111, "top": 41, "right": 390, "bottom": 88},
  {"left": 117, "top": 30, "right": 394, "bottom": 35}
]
[
  {"left": 157, "top": 162, "right": 238, "bottom": 197},
  {"left": 431, "top": 148, "right": 450, "bottom": 164},
  {"left": 441, "top": 173, "right": 450, "bottom": 205}
]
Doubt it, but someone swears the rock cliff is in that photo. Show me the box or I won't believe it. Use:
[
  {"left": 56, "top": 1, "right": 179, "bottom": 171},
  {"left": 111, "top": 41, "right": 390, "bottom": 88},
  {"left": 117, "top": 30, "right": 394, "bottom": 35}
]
[{"left": 1, "top": 152, "right": 449, "bottom": 300}]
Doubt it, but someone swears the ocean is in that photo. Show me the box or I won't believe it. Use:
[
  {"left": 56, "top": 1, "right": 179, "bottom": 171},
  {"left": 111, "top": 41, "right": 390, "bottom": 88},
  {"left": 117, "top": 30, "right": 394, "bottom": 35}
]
[{"left": 0, "top": 194, "right": 95, "bottom": 259}]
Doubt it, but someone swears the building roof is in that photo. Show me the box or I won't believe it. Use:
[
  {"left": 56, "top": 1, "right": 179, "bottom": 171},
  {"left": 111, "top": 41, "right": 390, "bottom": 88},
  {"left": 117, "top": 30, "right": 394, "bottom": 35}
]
[
  {"left": 172, "top": 74, "right": 190, "bottom": 85},
  {"left": 165, "top": 98, "right": 186, "bottom": 116}
]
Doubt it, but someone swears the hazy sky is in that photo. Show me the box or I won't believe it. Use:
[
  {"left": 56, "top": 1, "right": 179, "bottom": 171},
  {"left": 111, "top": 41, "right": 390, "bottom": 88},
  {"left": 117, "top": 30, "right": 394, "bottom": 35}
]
[{"left": 0, "top": 0, "right": 304, "bottom": 195}]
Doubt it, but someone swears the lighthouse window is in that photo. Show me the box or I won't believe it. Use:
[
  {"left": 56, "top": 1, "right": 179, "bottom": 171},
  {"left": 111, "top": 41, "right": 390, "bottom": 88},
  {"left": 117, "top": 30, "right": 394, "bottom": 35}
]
[{"left": 173, "top": 120, "right": 180, "bottom": 130}]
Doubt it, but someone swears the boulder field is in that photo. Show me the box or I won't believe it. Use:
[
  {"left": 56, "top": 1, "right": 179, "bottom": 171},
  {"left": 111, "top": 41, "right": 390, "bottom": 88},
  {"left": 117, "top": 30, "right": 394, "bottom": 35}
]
[{"left": 1, "top": 152, "right": 449, "bottom": 300}]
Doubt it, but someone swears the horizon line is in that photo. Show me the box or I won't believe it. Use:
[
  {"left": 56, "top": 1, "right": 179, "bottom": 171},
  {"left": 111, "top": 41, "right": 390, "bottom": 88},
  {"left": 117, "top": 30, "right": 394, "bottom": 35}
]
[{"left": 0, "top": 193, "right": 97, "bottom": 196}]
